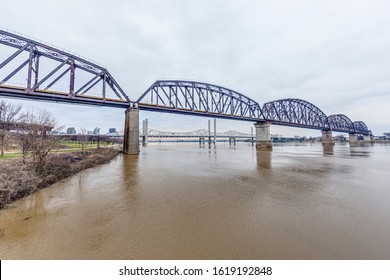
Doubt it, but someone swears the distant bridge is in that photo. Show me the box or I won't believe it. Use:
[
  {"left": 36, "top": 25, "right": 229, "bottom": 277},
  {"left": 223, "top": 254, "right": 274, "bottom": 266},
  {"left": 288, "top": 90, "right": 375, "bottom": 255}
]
[
  {"left": 0, "top": 29, "right": 372, "bottom": 154},
  {"left": 139, "top": 129, "right": 300, "bottom": 145},
  {"left": 145, "top": 129, "right": 252, "bottom": 138}
]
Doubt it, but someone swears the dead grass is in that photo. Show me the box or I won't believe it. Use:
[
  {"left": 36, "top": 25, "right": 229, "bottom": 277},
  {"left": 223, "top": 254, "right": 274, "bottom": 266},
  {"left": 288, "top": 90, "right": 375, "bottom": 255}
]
[{"left": 0, "top": 148, "right": 119, "bottom": 209}]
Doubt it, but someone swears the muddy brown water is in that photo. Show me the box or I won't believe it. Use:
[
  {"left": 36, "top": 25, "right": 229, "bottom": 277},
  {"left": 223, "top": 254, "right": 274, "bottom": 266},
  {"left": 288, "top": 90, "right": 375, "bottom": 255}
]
[{"left": 1, "top": 142, "right": 390, "bottom": 259}]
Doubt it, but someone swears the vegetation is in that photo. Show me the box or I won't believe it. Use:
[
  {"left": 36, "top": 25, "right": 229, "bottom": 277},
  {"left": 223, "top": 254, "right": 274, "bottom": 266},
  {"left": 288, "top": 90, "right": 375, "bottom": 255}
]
[
  {"left": 0, "top": 100, "right": 22, "bottom": 157},
  {"left": 0, "top": 148, "right": 118, "bottom": 209},
  {"left": 0, "top": 100, "right": 121, "bottom": 209}
]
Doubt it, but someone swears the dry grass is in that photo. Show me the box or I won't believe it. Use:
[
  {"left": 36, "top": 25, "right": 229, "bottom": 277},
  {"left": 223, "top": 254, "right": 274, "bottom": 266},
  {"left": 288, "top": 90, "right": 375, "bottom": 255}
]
[{"left": 0, "top": 148, "right": 119, "bottom": 209}]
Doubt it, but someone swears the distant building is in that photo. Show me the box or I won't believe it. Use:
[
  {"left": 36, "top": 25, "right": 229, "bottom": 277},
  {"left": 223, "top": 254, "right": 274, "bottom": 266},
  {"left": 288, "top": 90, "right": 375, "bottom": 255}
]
[
  {"left": 93, "top": 127, "right": 100, "bottom": 135},
  {"left": 67, "top": 127, "right": 76, "bottom": 134},
  {"left": 109, "top": 128, "right": 117, "bottom": 133}
]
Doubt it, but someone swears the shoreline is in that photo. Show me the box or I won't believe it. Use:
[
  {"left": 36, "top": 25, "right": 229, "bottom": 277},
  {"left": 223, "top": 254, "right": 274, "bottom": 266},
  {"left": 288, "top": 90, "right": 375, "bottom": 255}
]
[{"left": 0, "top": 147, "right": 120, "bottom": 210}]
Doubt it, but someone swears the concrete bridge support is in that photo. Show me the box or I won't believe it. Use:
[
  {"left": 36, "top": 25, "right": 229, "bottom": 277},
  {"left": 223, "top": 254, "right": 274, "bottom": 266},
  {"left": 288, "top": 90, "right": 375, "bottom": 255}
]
[
  {"left": 254, "top": 121, "right": 272, "bottom": 151},
  {"left": 364, "top": 134, "right": 373, "bottom": 143},
  {"left": 321, "top": 130, "right": 335, "bottom": 146},
  {"left": 123, "top": 106, "right": 140, "bottom": 155},
  {"left": 229, "top": 137, "right": 236, "bottom": 146},
  {"left": 349, "top": 133, "right": 358, "bottom": 146}
]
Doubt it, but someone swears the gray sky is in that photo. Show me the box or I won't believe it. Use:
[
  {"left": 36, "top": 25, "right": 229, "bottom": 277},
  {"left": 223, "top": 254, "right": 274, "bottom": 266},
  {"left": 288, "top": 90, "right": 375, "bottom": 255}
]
[{"left": 1, "top": 0, "right": 389, "bottom": 136}]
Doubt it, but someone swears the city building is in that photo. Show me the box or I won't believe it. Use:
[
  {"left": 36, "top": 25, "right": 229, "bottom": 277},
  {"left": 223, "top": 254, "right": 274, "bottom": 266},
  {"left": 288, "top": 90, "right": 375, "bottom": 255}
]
[{"left": 66, "top": 127, "right": 76, "bottom": 134}]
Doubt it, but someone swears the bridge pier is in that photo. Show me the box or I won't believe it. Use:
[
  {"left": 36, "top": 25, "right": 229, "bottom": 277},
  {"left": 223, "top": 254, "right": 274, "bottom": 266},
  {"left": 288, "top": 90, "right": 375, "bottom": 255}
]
[
  {"left": 254, "top": 121, "right": 272, "bottom": 151},
  {"left": 363, "top": 134, "right": 373, "bottom": 143},
  {"left": 349, "top": 133, "right": 358, "bottom": 146},
  {"left": 123, "top": 106, "right": 140, "bottom": 155},
  {"left": 321, "top": 130, "right": 335, "bottom": 146}
]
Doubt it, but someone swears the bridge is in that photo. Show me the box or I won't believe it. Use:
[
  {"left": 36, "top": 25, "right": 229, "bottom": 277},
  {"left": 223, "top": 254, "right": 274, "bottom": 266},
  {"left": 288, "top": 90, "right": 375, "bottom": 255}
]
[
  {"left": 0, "top": 28, "right": 372, "bottom": 154},
  {"left": 141, "top": 129, "right": 303, "bottom": 146}
]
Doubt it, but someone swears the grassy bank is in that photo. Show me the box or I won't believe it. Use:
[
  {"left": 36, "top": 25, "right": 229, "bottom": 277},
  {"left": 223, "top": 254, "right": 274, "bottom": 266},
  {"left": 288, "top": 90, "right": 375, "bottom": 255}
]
[{"left": 0, "top": 148, "right": 119, "bottom": 209}]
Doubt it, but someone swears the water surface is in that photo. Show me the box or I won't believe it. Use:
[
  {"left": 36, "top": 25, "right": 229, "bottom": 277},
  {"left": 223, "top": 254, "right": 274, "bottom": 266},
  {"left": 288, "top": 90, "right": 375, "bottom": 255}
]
[{"left": 1, "top": 142, "right": 390, "bottom": 259}]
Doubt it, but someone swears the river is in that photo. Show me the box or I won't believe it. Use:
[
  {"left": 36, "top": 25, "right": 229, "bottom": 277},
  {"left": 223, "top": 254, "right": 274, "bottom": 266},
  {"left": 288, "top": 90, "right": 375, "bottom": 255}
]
[{"left": 1, "top": 142, "right": 390, "bottom": 259}]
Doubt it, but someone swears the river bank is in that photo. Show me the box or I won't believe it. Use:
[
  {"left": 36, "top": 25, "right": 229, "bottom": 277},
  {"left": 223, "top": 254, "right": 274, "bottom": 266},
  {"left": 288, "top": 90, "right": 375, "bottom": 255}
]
[{"left": 0, "top": 148, "right": 119, "bottom": 209}]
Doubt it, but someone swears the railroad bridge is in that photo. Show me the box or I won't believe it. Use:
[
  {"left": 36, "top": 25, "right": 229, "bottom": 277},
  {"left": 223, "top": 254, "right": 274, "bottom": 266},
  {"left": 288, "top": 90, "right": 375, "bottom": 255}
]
[{"left": 0, "top": 29, "right": 372, "bottom": 154}]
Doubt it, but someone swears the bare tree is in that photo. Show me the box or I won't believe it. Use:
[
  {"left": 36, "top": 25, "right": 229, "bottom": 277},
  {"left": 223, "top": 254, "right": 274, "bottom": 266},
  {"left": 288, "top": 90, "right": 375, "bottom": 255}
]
[
  {"left": 0, "top": 100, "right": 22, "bottom": 156},
  {"left": 78, "top": 128, "right": 89, "bottom": 152},
  {"left": 18, "top": 110, "right": 58, "bottom": 174},
  {"left": 17, "top": 131, "right": 32, "bottom": 163}
]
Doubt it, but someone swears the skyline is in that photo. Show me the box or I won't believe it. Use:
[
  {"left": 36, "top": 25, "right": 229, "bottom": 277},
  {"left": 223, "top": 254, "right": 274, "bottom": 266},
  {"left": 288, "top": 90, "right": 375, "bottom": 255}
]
[{"left": 1, "top": 0, "right": 390, "bottom": 136}]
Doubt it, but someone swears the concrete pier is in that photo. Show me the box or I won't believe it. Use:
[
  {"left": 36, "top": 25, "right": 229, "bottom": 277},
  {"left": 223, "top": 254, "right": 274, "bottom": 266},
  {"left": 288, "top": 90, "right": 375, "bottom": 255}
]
[
  {"left": 254, "top": 121, "right": 272, "bottom": 151},
  {"left": 349, "top": 133, "right": 358, "bottom": 146},
  {"left": 364, "top": 134, "right": 373, "bottom": 143},
  {"left": 123, "top": 106, "right": 140, "bottom": 155},
  {"left": 349, "top": 133, "right": 358, "bottom": 143},
  {"left": 321, "top": 130, "right": 335, "bottom": 146}
]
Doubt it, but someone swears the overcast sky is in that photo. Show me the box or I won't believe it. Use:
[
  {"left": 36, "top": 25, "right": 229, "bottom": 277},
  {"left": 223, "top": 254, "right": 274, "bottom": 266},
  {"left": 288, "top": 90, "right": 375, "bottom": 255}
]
[{"left": 1, "top": 0, "right": 389, "bottom": 136}]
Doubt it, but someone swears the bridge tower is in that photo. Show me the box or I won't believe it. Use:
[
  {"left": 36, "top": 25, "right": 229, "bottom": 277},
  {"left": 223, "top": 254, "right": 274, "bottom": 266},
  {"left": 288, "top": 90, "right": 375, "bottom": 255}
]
[
  {"left": 142, "top": 118, "right": 149, "bottom": 146},
  {"left": 254, "top": 121, "right": 272, "bottom": 151},
  {"left": 214, "top": 119, "right": 217, "bottom": 145},
  {"left": 123, "top": 105, "right": 140, "bottom": 155}
]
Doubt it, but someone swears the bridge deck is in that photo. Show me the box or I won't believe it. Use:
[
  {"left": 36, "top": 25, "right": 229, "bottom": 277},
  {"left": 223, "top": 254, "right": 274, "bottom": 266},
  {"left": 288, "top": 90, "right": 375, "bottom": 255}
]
[{"left": 0, "top": 84, "right": 129, "bottom": 108}]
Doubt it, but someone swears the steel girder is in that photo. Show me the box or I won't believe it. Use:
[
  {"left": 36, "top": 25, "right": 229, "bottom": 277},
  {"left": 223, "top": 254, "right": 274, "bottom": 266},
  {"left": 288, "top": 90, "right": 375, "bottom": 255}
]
[
  {"left": 0, "top": 29, "right": 130, "bottom": 107},
  {"left": 136, "top": 80, "right": 264, "bottom": 121},
  {"left": 328, "top": 114, "right": 356, "bottom": 133},
  {"left": 262, "top": 98, "right": 330, "bottom": 130}
]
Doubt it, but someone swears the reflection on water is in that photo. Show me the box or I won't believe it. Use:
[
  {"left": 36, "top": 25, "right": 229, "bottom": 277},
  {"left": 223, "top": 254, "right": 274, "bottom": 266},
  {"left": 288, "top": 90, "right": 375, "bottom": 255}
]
[
  {"left": 322, "top": 144, "right": 334, "bottom": 156},
  {"left": 350, "top": 147, "right": 372, "bottom": 157},
  {"left": 1, "top": 142, "right": 390, "bottom": 260},
  {"left": 257, "top": 150, "right": 272, "bottom": 169}
]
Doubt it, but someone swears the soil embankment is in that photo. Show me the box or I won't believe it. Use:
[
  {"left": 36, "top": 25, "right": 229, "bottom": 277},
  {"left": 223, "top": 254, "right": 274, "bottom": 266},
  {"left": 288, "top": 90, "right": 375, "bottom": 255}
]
[{"left": 0, "top": 148, "right": 119, "bottom": 209}]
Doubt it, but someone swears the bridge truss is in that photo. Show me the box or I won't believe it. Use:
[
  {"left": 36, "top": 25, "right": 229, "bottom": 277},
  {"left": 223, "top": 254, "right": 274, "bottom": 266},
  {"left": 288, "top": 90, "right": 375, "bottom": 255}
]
[
  {"left": 262, "top": 98, "right": 330, "bottom": 130},
  {"left": 0, "top": 29, "right": 371, "bottom": 135},
  {"left": 328, "top": 114, "right": 355, "bottom": 133},
  {"left": 353, "top": 121, "right": 371, "bottom": 135},
  {"left": 137, "top": 80, "right": 264, "bottom": 121},
  {"left": 261, "top": 99, "right": 371, "bottom": 135},
  {"left": 0, "top": 29, "right": 130, "bottom": 108}
]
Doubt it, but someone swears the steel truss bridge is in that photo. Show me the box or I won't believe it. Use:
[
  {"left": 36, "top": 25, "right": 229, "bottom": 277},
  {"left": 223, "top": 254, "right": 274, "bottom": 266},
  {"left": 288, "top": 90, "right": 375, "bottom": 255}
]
[{"left": 0, "top": 29, "right": 370, "bottom": 135}]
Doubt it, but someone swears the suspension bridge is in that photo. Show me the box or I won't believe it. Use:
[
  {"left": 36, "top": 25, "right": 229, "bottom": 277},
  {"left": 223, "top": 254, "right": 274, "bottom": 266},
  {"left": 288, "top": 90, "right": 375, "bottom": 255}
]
[{"left": 0, "top": 28, "right": 372, "bottom": 154}]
